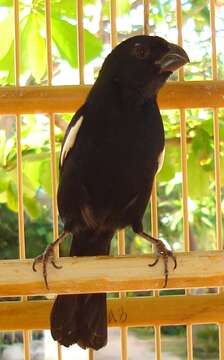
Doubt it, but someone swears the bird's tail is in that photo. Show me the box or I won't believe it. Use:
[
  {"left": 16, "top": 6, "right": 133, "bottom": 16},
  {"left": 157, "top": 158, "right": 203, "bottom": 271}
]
[{"left": 50, "top": 230, "right": 114, "bottom": 350}]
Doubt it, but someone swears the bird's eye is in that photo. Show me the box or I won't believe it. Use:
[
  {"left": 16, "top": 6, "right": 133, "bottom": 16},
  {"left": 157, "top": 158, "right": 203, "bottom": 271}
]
[{"left": 133, "top": 44, "right": 149, "bottom": 59}]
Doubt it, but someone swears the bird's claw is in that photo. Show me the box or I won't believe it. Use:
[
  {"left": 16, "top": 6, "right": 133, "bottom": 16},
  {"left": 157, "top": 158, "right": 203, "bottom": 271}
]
[
  {"left": 148, "top": 240, "right": 177, "bottom": 288},
  {"left": 32, "top": 244, "right": 62, "bottom": 290}
]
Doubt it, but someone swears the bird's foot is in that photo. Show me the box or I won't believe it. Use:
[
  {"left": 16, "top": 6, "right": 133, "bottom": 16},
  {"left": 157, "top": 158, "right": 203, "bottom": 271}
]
[
  {"left": 32, "top": 232, "right": 67, "bottom": 289},
  {"left": 32, "top": 243, "right": 62, "bottom": 289},
  {"left": 148, "top": 238, "right": 177, "bottom": 288},
  {"left": 136, "top": 230, "right": 176, "bottom": 288}
]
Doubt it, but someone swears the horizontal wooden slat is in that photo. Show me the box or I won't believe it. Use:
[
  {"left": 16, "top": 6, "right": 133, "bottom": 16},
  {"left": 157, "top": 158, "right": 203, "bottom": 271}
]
[
  {"left": 0, "top": 81, "right": 223, "bottom": 114},
  {"left": 0, "top": 251, "right": 224, "bottom": 296},
  {"left": 0, "top": 294, "right": 224, "bottom": 330}
]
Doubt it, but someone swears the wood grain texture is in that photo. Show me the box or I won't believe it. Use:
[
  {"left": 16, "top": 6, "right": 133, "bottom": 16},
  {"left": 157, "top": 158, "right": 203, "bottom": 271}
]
[
  {"left": 1, "top": 294, "right": 224, "bottom": 330},
  {"left": 0, "top": 251, "right": 224, "bottom": 296},
  {"left": 0, "top": 81, "right": 223, "bottom": 114}
]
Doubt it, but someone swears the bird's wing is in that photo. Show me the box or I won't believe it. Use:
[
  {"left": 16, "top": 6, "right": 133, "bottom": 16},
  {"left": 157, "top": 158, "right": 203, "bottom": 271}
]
[
  {"left": 58, "top": 106, "right": 102, "bottom": 231},
  {"left": 60, "top": 106, "right": 85, "bottom": 168}
]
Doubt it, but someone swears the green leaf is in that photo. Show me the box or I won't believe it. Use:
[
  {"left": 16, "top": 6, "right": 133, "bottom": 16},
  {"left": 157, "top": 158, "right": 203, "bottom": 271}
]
[
  {"left": 5, "top": 139, "right": 17, "bottom": 167},
  {"left": 44, "top": 0, "right": 98, "bottom": 20},
  {"left": 52, "top": 18, "right": 102, "bottom": 67},
  {"left": 157, "top": 150, "right": 175, "bottom": 183},
  {"left": 0, "top": 130, "right": 6, "bottom": 165},
  {"left": 0, "top": 42, "right": 14, "bottom": 84},
  {"left": 39, "top": 160, "right": 52, "bottom": 195},
  {"left": 0, "top": 10, "right": 14, "bottom": 60},
  {"left": 0, "top": 169, "right": 9, "bottom": 192},
  {"left": 52, "top": 18, "right": 78, "bottom": 67},
  {"left": 24, "top": 195, "right": 41, "bottom": 219},
  {"left": 23, "top": 174, "right": 37, "bottom": 198},
  {"left": 0, "top": 0, "right": 12, "bottom": 6},
  {"left": 221, "top": 155, "right": 224, "bottom": 186},
  {"left": 200, "top": 119, "right": 213, "bottom": 136},
  {"left": 6, "top": 181, "right": 18, "bottom": 212},
  {"left": 22, "top": 150, "right": 50, "bottom": 163},
  {"left": 0, "top": 191, "right": 7, "bottom": 203},
  {"left": 21, "top": 12, "right": 47, "bottom": 81},
  {"left": 118, "top": 0, "right": 131, "bottom": 16},
  {"left": 103, "top": 0, "right": 130, "bottom": 17},
  {"left": 51, "top": 0, "right": 76, "bottom": 18},
  {"left": 219, "top": 120, "right": 224, "bottom": 141},
  {"left": 158, "top": 145, "right": 180, "bottom": 183},
  {"left": 23, "top": 160, "right": 42, "bottom": 190},
  {"left": 188, "top": 153, "right": 210, "bottom": 199},
  {"left": 192, "top": 127, "right": 211, "bottom": 157},
  {"left": 85, "top": 28, "right": 103, "bottom": 64}
]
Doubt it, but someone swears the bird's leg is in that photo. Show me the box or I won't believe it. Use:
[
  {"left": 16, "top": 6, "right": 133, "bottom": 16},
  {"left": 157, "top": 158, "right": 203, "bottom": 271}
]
[
  {"left": 134, "top": 227, "right": 177, "bottom": 288},
  {"left": 32, "top": 231, "right": 68, "bottom": 289}
]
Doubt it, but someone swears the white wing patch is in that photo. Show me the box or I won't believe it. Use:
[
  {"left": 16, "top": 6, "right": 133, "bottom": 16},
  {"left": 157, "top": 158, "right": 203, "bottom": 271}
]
[
  {"left": 60, "top": 115, "right": 84, "bottom": 166},
  {"left": 157, "top": 147, "right": 165, "bottom": 173}
]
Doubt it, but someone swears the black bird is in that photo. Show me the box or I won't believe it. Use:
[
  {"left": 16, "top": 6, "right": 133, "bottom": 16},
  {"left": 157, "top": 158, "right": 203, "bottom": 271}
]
[{"left": 33, "top": 35, "right": 189, "bottom": 350}]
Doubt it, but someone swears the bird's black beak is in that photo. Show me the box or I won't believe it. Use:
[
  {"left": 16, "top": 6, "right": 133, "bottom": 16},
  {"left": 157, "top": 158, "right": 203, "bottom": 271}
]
[{"left": 156, "top": 43, "right": 189, "bottom": 73}]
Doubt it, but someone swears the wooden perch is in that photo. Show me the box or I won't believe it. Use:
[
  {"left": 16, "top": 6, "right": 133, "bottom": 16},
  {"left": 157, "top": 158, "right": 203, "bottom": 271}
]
[
  {"left": 1, "top": 294, "right": 224, "bottom": 330},
  {"left": 0, "top": 251, "right": 224, "bottom": 297},
  {"left": 0, "top": 81, "right": 223, "bottom": 114}
]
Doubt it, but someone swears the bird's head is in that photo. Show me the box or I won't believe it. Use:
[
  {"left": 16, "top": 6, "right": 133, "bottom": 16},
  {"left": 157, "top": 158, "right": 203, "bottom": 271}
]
[{"left": 99, "top": 35, "right": 189, "bottom": 102}]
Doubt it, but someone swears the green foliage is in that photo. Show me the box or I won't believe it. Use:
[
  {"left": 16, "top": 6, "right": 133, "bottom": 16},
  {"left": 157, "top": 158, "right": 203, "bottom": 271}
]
[
  {"left": 51, "top": 0, "right": 76, "bottom": 18},
  {"left": 103, "top": 0, "right": 131, "bottom": 17},
  {"left": 52, "top": 18, "right": 102, "bottom": 68},
  {"left": 161, "top": 325, "right": 186, "bottom": 336},
  {"left": 0, "top": 0, "right": 103, "bottom": 84},
  {"left": 129, "top": 327, "right": 154, "bottom": 340},
  {"left": 0, "top": 115, "right": 61, "bottom": 220},
  {"left": 193, "top": 325, "right": 219, "bottom": 359},
  {"left": 21, "top": 13, "right": 47, "bottom": 82},
  {"left": 0, "top": 203, "right": 54, "bottom": 259},
  {"left": 0, "top": 10, "right": 14, "bottom": 60}
]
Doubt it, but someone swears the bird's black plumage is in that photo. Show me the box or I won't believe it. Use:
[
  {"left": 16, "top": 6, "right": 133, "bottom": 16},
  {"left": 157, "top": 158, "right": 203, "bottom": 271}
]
[{"left": 46, "top": 35, "right": 188, "bottom": 350}]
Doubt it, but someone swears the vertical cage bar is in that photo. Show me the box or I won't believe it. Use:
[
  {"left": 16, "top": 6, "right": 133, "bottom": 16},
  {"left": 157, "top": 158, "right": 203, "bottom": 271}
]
[
  {"left": 118, "top": 231, "right": 128, "bottom": 360},
  {"left": 45, "top": 1, "right": 62, "bottom": 357},
  {"left": 210, "top": 0, "right": 222, "bottom": 250},
  {"left": 49, "top": 116, "right": 59, "bottom": 251},
  {"left": 143, "top": 0, "right": 150, "bottom": 35},
  {"left": 77, "top": 0, "right": 85, "bottom": 84},
  {"left": 16, "top": 116, "right": 25, "bottom": 259},
  {"left": 176, "top": 0, "right": 190, "bottom": 248},
  {"left": 16, "top": 115, "right": 31, "bottom": 360},
  {"left": 155, "top": 325, "right": 161, "bottom": 360},
  {"left": 151, "top": 184, "right": 161, "bottom": 360},
  {"left": 14, "top": 0, "right": 20, "bottom": 86},
  {"left": 176, "top": 1, "right": 193, "bottom": 359},
  {"left": 88, "top": 349, "right": 94, "bottom": 360},
  {"left": 117, "top": 230, "right": 128, "bottom": 360},
  {"left": 210, "top": 0, "right": 217, "bottom": 80},
  {"left": 119, "top": 317, "right": 128, "bottom": 360},
  {"left": 213, "top": 107, "right": 222, "bottom": 249},
  {"left": 110, "top": 0, "right": 117, "bottom": 47},
  {"left": 45, "top": 0, "right": 59, "bottom": 243},
  {"left": 179, "top": 109, "right": 190, "bottom": 252},
  {"left": 14, "top": 0, "right": 31, "bottom": 358},
  {"left": 144, "top": 0, "right": 161, "bottom": 355},
  {"left": 110, "top": 3, "right": 127, "bottom": 358},
  {"left": 45, "top": 0, "right": 53, "bottom": 84},
  {"left": 57, "top": 343, "right": 62, "bottom": 360},
  {"left": 151, "top": 183, "right": 158, "bottom": 237},
  {"left": 210, "top": 1, "right": 223, "bottom": 359}
]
